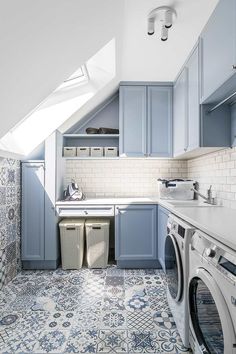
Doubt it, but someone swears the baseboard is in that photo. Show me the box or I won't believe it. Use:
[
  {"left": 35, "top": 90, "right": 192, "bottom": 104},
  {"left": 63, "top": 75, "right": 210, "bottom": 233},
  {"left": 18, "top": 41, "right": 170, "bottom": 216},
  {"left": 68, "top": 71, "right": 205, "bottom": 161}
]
[
  {"left": 116, "top": 260, "right": 161, "bottom": 269},
  {"left": 22, "top": 259, "right": 60, "bottom": 270}
]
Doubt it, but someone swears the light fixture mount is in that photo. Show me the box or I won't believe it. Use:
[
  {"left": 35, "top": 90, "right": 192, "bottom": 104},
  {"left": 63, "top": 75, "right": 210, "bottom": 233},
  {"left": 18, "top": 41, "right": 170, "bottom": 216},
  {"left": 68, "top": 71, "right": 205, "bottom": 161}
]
[{"left": 147, "top": 6, "right": 177, "bottom": 41}]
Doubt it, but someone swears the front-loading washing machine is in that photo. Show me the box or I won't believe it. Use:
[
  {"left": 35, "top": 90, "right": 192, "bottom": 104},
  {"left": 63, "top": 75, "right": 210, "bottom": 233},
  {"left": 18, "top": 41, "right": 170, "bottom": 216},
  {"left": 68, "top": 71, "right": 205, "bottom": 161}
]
[
  {"left": 165, "top": 214, "right": 196, "bottom": 348},
  {"left": 188, "top": 230, "right": 236, "bottom": 354}
]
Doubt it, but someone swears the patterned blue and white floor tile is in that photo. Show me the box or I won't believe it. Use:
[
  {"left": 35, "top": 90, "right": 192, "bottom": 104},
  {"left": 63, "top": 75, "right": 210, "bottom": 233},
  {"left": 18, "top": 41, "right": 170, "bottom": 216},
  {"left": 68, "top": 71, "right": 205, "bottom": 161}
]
[{"left": 0, "top": 266, "right": 190, "bottom": 353}]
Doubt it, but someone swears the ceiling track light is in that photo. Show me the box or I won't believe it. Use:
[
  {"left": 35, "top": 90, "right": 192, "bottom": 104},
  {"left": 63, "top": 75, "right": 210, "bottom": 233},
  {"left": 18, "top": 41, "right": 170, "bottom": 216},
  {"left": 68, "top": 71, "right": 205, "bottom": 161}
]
[
  {"left": 161, "top": 25, "right": 168, "bottom": 41},
  {"left": 147, "top": 6, "right": 177, "bottom": 41}
]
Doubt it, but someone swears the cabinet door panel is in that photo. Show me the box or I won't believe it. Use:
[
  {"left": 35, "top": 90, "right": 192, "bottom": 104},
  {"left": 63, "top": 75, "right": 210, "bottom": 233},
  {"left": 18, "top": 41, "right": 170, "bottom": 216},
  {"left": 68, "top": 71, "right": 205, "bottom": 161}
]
[
  {"left": 119, "top": 86, "right": 146, "bottom": 156},
  {"left": 115, "top": 205, "right": 157, "bottom": 260},
  {"left": 187, "top": 45, "right": 200, "bottom": 151},
  {"left": 173, "top": 68, "right": 188, "bottom": 156},
  {"left": 201, "top": 0, "right": 236, "bottom": 101},
  {"left": 148, "top": 86, "right": 172, "bottom": 157},
  {"left": 22, "top": 163, "right": 45, "bottom": 260},
  {"left": 157, "top": 206, "right": 169, "bottom": 271}
]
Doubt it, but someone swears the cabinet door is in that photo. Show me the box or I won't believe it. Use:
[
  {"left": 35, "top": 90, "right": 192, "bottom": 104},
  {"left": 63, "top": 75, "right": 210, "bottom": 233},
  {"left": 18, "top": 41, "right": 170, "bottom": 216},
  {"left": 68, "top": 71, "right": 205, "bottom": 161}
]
[
  {"left": 119, "top": 86, "right": 147, "bottom": 157},
  {"left": 201, "top": 0, "right": 236, "bottom": 101},
  {"left": 173, "top": 68, "right": 188, "bottom": 156},
  {"left": 22, "top": 163, "right": 45, "bottom": 260},
  {"left": 187, "top": 45, "right": 200, "bottom": 151},
  {"left": 115, "top": 205, "right": 157, "bottom": 261},
  {"left": 157, "top": 206, "right": 169, "bottom": 271},
  {"left": 147, "top": 86, "right": 172, "bottom": 157}
]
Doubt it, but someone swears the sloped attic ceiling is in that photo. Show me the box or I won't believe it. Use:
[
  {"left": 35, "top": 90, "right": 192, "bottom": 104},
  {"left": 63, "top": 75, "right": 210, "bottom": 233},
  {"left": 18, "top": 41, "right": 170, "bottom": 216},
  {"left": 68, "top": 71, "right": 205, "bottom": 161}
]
[
  {"left": 0, "top": 39, "right": 117, "bottom": 156},
  {"left": 0, "top": 0, "right": 218, "bottom": 158},
  {"left": 0, "top": 0, "right": 124, "bottom": 157}
]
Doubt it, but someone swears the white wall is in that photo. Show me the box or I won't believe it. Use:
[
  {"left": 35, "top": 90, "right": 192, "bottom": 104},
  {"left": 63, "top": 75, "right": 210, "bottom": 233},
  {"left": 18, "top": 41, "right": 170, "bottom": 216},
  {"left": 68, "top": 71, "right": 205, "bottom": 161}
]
[
  {"left": 0, "top": 0, "right": 124, "bottom": 139},
  {"left": 65, "top": 159, "right": 187, "bottom": 197}
]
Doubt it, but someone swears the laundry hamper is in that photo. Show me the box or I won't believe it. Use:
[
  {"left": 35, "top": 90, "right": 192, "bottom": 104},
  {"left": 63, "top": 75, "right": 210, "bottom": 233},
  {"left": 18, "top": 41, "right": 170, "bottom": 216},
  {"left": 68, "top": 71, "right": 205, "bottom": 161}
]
[
  {"left": 59, "top": 219, "right": 85, "bottom": 269},
  {"left": 85, "top": 219, "right": 110, "bottom": 268}
]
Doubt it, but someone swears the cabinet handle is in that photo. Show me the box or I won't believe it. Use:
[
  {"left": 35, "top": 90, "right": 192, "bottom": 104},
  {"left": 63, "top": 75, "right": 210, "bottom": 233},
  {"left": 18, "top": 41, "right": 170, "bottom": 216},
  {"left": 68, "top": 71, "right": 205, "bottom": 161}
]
[
  {"left": 233, "top": 65, "right": 236, "bottom": 70},
  {"left": 84, "top": 210, "right": 88, "bottom": 215}
]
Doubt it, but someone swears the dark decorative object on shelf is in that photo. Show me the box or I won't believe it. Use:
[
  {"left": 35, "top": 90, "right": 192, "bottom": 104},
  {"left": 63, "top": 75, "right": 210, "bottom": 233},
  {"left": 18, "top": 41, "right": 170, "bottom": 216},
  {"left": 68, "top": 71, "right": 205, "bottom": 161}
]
[
  {"left": 85, "top": 128, "right": 99, "bottom": 134},
  {"left": 98, "top": 127, "right": 119, "bottom": 134},
  {"left": 86, "top": 127, "right": 119, "bottom": 135}
]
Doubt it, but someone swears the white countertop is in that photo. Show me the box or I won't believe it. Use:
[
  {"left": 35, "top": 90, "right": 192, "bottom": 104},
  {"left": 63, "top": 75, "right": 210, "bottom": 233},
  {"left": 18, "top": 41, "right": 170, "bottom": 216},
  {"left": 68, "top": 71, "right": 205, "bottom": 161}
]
[
  {"left": 163, "top": 204, "right": 236, "bottom": 252},
  {"left": 56, "top": 197, "right": 236, "bottom": 251}
]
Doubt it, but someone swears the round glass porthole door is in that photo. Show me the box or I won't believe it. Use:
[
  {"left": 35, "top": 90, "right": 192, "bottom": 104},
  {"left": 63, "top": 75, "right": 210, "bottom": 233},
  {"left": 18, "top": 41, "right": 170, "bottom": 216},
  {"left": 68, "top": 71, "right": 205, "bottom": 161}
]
[
  {"left": 189, "top": 277, "right": 224, "bottom": 354},
  {"left": 165, "top": 234, "right": 183, "bottom": 302}
]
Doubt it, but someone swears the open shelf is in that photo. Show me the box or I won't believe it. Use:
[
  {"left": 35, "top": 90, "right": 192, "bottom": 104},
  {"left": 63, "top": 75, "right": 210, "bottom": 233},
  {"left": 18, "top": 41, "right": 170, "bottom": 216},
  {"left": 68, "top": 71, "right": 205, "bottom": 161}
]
[
  {"left": 63, "top": 134, "right": 119, "bottom": 139},
  {"left": 63, "top": 157, "right": 120, "bottom": 160}
]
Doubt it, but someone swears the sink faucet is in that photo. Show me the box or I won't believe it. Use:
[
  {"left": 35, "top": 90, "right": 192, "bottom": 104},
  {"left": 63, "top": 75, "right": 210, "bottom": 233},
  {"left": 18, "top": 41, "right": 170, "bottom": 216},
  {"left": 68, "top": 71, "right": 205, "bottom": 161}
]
[{"left": 191, "top": 185, "right": 216, "bottom": 205}]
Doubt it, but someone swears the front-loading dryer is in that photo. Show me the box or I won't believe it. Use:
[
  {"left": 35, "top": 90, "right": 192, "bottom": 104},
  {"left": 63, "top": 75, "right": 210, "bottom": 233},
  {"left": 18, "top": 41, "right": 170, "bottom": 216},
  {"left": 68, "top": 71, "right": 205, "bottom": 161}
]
[
  {"left": 165, "top": 214, "right": 196, "bottom": 348},
  {"left": 188, "top": 230, "right": 236, "bottom": 354}
]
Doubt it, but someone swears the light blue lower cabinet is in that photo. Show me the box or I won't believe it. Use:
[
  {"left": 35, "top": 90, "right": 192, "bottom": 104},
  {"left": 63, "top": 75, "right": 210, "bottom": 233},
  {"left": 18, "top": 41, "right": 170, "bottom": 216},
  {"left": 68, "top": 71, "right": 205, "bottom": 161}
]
[
  {"left": 157, "top": 206, "right": 169, "bottom": 271},
  {"left": 115, "top": 204, "right": 160, "bottom": 268}
]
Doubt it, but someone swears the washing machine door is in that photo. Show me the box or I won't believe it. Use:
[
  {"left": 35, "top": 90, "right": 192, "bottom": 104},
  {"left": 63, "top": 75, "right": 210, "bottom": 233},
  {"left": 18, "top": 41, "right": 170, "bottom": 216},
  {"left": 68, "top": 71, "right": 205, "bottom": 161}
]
[
  {"left": 165, "top": 233, "right": 183, "bottom": 302},
  {"left": 189, "top": 268, "right": 235, "bottom": 354}
]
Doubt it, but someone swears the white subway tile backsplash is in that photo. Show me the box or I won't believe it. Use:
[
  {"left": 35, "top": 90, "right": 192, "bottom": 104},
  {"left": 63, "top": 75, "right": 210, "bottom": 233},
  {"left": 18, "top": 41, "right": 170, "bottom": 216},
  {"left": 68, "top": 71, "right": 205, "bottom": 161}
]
[
  {"left": 187, "top": 147, "right": 236, "bottom": 209},
  {"left": 65, "top": 159, "right": 188, "bottom": 198},
  {"left": 65, "top": 147, "right": 236, "bottom": 209}
]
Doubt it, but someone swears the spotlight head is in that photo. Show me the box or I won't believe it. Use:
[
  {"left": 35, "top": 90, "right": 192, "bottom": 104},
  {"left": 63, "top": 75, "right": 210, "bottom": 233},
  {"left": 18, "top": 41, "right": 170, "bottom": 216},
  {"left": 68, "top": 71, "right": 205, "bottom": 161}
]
[
  {"left": 147, "top": 18, "right": 155, "bottom": 35},
  {"left": 165, "top": 10, "right": 173, "bottom": 28},
  {"left": 161, "top": 25, "right": 168, "bottom": 41}
]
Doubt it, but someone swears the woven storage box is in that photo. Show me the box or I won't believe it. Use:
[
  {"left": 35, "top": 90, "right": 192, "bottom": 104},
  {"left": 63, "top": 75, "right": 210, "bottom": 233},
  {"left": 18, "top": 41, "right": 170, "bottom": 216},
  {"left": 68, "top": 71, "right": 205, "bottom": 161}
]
[
  {"left": 77, "top": 147, "right": 90, "bottom": 157},
  {"left": 90, "top": 147, "right": 103, "bottom": 157},
  {"left": 64, "top": 147, "right": 76, "bottom": 157},
  {"left": 104, "top": 147, "right": 118, "bottom": 157}
]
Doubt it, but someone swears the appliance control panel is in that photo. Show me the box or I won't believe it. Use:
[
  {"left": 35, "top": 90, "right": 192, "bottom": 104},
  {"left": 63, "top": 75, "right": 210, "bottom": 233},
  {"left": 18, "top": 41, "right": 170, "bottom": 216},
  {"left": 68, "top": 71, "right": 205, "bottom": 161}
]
[
  {"left": 192, "top": 232, "right": 236, "bottom": 283},
  {"left": 167, "top": 215, "right": 195, "bottom": 239}
]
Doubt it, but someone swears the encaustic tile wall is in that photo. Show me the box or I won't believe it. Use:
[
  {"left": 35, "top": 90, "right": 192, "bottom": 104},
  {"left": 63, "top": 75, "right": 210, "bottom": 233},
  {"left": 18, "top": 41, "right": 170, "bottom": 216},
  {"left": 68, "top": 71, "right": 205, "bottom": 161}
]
[{"left": 0, "top": 158, "right": 21, "bottom": 289}]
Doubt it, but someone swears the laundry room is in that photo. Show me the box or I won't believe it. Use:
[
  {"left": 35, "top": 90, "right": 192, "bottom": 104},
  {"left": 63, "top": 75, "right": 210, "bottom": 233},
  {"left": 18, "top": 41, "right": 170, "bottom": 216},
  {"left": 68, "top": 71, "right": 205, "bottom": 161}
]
[{"left": 0, "top": 0, "right": 236, "bottom": 353}]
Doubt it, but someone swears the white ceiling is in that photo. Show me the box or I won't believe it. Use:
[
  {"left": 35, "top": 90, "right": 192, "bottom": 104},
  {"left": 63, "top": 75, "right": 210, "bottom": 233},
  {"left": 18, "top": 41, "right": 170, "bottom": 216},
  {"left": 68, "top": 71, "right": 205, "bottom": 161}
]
[{"left": 121, "top": 0, "right": 219, "bottom": 81}]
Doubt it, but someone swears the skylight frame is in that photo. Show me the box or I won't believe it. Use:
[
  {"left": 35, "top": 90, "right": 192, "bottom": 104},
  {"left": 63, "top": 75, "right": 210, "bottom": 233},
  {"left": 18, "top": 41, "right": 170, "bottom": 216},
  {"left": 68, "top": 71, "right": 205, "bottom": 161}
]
[{"left": 58, "top": 65, "right": 89, "bottom": 90}]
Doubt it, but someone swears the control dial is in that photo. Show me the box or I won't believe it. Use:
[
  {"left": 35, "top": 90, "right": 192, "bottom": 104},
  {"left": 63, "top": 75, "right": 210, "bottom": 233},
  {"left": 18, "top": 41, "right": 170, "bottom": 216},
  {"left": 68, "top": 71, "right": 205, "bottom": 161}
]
[{"left": 205, "top": 248, "right": 216, "bottom": 258}]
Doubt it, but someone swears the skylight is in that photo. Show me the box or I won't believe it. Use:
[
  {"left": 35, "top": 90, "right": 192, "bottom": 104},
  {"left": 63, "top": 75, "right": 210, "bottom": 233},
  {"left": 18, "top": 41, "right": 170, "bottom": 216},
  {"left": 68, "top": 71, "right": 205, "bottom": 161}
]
[
  {"left": 0, "top": 39, "right": 116, "bottom": 158},
  {"left": 56, "top": 65, "right": 89, "bottom": 90}
]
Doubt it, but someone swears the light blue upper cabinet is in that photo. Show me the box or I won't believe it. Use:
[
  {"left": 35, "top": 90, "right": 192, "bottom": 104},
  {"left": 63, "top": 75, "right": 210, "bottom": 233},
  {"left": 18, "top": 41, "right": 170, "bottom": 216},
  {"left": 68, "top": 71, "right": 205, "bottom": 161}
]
[
  {"left": 119, "top": 83, "right": 173, "bottom": 158},
  {"left": 173, "top": 68, "right": 188, "bottom": 156},
  {"left": 186, "top": 45, "right": 200, "bottom": 152},
  {"left": 147, "top": 86, "right": 172, "bottom": 157},
  {"left": 22, "top": 162, "right": 45, "bottom": 261},
  {"left": 115, "top": 205, "right": 157, "bottom": 261},
  {"left": 174, "top": 40, "right": 231, "bottom": 158},
  {"left": 201, "top": 0, "right": 236, "bottom": 102},
  {"left": 119, "top": 86, "right": 147, "bottom": 157}
]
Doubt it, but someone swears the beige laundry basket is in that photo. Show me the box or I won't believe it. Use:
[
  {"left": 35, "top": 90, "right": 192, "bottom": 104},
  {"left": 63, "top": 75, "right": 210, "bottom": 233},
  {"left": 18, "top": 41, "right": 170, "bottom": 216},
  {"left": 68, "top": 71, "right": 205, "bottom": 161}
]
[
  {"left": 85, "top": 219, "right": 110, "bottom": 268},
  {"left": 59, "top": 219, "right": 85, "bottom": 269}
]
